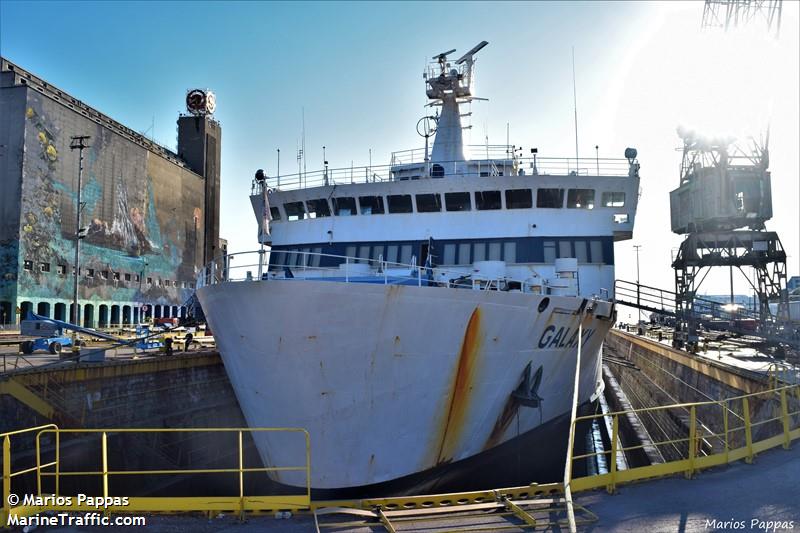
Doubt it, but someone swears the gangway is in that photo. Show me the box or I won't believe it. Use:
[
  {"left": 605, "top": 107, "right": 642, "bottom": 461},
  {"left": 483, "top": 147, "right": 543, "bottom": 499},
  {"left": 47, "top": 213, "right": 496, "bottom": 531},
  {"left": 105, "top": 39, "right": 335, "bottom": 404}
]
[{"left": 614, "top": 280, "right": 800, "bottom": 350}]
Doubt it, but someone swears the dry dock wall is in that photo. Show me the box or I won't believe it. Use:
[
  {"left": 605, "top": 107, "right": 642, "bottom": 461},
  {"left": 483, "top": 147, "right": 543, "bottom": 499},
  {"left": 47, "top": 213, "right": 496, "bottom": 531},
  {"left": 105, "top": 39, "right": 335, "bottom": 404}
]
[
  {"left": 604, "top": 330, "right": 796, "bottom": 461},
  {"left": 0, "top": 353, "right": 260, "bottom": 496}
]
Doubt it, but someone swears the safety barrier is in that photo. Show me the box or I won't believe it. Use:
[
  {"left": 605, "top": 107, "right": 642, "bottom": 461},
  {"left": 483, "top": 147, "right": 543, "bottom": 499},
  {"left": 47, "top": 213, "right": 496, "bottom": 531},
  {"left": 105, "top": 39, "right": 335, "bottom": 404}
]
[
  {"left": 1, "top": 426, "right": 310, "bottom": 526},
  {"left": 569, "top": 382, "right": 800, "bottom": 493}
]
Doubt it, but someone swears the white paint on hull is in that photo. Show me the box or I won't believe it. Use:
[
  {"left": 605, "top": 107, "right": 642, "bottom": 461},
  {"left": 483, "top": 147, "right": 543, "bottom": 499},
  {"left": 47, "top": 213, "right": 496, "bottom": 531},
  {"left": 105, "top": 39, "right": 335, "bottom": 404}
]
[{"left": 198, "top": 280, "right": 611, "bottom": 489}]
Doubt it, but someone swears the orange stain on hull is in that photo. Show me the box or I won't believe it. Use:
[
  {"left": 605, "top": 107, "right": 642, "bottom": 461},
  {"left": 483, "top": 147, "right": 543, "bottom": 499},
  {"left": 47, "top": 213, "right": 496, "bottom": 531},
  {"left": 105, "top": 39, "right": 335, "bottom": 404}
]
[{"left": 433, "top": 306, "right": 482, "bottom": 465}]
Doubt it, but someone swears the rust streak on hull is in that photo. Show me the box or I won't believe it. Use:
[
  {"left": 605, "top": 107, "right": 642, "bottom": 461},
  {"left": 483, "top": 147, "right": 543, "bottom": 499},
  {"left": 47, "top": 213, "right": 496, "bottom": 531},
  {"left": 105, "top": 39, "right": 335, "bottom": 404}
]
[{"left": 434, "top": 306, "right": 482, "bottom": 465}]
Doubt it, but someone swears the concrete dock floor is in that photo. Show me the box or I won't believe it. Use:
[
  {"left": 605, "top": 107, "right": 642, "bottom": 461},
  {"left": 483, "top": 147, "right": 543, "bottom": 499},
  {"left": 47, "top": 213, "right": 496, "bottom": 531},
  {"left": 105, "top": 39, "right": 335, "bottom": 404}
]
[{"left": 34, "top": 443, "right": 799, "bottom": 532}]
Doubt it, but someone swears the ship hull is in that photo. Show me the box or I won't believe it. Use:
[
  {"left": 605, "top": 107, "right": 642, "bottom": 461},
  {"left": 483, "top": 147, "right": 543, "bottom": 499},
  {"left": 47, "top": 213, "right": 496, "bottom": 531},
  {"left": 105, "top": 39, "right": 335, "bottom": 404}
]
[{"left": 197, "top": 279, "right": 613, "bottom": 490}]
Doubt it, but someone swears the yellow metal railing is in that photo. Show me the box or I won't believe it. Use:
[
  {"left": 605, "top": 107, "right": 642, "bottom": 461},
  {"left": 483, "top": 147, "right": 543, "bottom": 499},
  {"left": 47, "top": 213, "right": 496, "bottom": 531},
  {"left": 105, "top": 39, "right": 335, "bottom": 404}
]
[
  {"left": 2, "top": 426, "right": 310, "bottom": 526},
  {"left": 570, "top": 382, "right": 800, "bottom": 493}
]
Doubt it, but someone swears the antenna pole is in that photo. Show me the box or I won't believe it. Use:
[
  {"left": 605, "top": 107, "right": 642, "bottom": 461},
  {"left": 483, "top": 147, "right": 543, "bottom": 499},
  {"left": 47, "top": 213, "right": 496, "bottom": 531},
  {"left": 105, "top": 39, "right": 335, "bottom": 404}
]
[
  {"left": 595, "top": 145, "right": 599, "bottom": 176},
  {"left": 302, "top": 107, "right": 307, "bottom": 188},
  {"left": 572, "top": 46, "right": 579, "bottom": 167},
  {"left": 277, "top": 148, "right": 280, "bottom": 187}
]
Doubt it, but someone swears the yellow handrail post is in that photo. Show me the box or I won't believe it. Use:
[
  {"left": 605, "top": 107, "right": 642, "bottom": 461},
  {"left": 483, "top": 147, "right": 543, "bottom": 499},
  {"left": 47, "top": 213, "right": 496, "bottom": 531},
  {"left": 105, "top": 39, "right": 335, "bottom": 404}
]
[
  {"left": 238, "top": 430, "right": 244, "bottom": 520},
  {"left": 2, "top": 435, "right": 11, "bottom": 525},
  {"left": 101, "top": 432, "right": 109, "bottom": 499},
  {"left": 686, "top": 405, "right": 696, "bottom": 479},
  {"left": 781, "top": 388, "right": 790, "bottom": 450},
  {"left": 722, "top": 402, "right": 729, "bottom": 463},
  {"left": 55, "top": 430, "right": 60, "bottom": 496},
  {"left": 743, "top": 397, "right": 753, "bottom": 464},
  {"left": 607, "top": 415, "right": 618, "bottom": 494},
  {"left": 305, "top": 431, "right": 312, "bottom": 505},
  {"left": 36, "top": 431, "right": 42, "bottom": 496}
]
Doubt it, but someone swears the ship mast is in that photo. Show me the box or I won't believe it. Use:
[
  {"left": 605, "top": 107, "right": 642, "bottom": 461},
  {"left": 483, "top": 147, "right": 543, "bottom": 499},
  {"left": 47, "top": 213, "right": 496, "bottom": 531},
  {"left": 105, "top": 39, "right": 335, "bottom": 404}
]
[{"left": 424, "top": 41, "right": 488, "bottom": 170}]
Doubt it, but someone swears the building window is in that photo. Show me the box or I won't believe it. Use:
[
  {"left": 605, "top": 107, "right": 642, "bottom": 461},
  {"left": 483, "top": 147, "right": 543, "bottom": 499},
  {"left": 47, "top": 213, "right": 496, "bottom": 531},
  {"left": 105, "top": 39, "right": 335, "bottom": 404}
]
[
  {"left": 505, "top": 189, "right": 533, "bottom": 209},
  {"left": 101, "top": 270, "right": 109, "bottom": 280},
  {"left": 284, "top": 201, "right": 306, "bottom": 220},
  {"left": 415, "top": 194, "right": 442, "bottom": 213},
  {"left": 40, "top": 262, "right": 50, "bottom": 273},
  {"left": 23, "top": 260, "right": 33, "bottom": 271},
  {"left": 567, "top": 189, "right": 595, "bottom": 209},
  {"left": 387, "top": 195, "right": 413, "bottom": 214},
  {"left": 332, "top": 197, "right": 357, "bottom": 216},
  {"left": 135, "top": 274, "right": 140, "bottom": 282},
  {"left": 445, "top": 192, "right": 471, "bottom": 212},
  {"left": 113, "top": 272, "right": 120, "bottom": 281},
  {"left": 475, "top": 190, "right": 502, "bottom": 210},
  {"left": 86, "top": 268, "right": 95, "bottom": 278},
  {"left": 147, "top": 277, "right": 153, "bottom": 285},
  {"left": 537, "top": 188, "right": 564, "bottom": 208},
  {"left": 358, "top": 195, "right": 385, "bottom": 215},
  {"left": 306, "top": 198, "right": 331, "bottom": 218},
  {"left": 602, "top": 191, "right": 626, "bottom": 207},
  {"left": 269, "top": 206, "right": 281, "bottom": 220},
  {"left": 57, "top": 264, "right": 67, "bottom": 275},
  {"left": 124, "top": 273, "right": 131, "bottom": 281}
]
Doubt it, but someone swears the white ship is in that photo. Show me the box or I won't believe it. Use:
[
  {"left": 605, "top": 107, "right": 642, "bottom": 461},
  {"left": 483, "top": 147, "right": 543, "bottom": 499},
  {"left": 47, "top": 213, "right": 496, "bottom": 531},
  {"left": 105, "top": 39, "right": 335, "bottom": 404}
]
[{"left": 196, "top": 42, "right": 641, "bottom": 494}]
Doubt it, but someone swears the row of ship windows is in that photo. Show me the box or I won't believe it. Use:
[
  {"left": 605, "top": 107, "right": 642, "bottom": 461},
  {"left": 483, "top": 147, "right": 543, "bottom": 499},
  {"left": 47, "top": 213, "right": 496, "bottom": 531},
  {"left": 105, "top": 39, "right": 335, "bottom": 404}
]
[
  {"left": 272, "top": 239, "right": 607, "bottom": 267},
  {"left": 273, "top": 189, "right": 627, "bottom": 221},
  {"left": 21, "top": 260, "right": 195, "bottom": 289}
]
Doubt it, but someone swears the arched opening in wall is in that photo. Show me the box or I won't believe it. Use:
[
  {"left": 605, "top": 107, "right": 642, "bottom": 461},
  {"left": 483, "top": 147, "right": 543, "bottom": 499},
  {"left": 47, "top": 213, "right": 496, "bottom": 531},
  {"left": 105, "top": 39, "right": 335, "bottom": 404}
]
[
  {"left": 0, "top": 301, "right": 13, "bottom": 325},
  {"left": 122, "top": 305, "right": 131, "bottom": 325},
  {"left": 99, "top": 305, "right": 109, "bottom": 328},
  {"left": 83, "top": 304, "right": 94, "bottom": 328},
  {"left": 111, "top": 305, "right": 120, "bottom": 327},
  {"left": 180, "top": 307, "right": 187, "bottom": 319},
  {"left": 54, "top": 302, "right": 66, "bottom": 322},
  {"left": 154, "top": 305, "right": 162, "bottom": 319},
  {"left": 69, "top": 304, "right": 81, "bottom": 326},
  {"left": 20, "top": 301, "right": 33, "bottom": 320},
  {"left": 36, "top": 302, "right": 51, "bottom": 317},
  {"left": 133, "top": 307, "right": 140, "bottom": 324},
  {"left": 172, "top": 305, "right": 179, "bottom": 318},
  {"left": 142, "top": 305, "right": 151, "bottom": 321}
]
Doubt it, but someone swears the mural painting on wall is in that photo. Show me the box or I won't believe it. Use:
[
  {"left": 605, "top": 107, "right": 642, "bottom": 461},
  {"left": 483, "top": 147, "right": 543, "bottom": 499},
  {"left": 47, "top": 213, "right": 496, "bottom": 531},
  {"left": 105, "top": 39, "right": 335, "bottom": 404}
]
[{"left": 19, "top": 94, "right": 202, "bottom": 303}]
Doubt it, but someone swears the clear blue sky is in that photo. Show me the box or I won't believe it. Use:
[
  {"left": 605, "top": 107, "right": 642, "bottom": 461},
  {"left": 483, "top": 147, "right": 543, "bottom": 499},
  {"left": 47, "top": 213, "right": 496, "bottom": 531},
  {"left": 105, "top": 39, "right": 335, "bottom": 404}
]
[{"left": 2, "top": 1, "right": 798, "bottom": 312}]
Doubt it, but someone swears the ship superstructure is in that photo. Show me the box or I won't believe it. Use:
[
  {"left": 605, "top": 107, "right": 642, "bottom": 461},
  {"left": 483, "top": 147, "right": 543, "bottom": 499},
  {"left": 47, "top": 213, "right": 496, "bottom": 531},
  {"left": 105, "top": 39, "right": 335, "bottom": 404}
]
[{"left": 197, "top": 42, "right": 642, "bottom": 492}]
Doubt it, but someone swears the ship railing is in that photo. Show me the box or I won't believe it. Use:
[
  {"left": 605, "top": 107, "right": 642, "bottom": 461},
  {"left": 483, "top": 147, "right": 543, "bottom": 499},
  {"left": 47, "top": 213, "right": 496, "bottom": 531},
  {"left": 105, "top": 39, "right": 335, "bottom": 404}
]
[
  {"left": 251, "top": 155, "right": 638, "bottom": 193},
  {"left": 198, "top": 250, "right": 544, "bottom": 293},
  {"left": 390, "top": 144, "right": 518, "bottom": 165}
]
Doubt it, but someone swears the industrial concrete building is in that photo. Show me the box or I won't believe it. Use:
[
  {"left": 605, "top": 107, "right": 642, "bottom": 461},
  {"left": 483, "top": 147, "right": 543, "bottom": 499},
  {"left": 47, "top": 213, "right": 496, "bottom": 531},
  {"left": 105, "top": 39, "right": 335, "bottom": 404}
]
[{"left": 0, "top": 58, "right": 221, "bottom": 326}]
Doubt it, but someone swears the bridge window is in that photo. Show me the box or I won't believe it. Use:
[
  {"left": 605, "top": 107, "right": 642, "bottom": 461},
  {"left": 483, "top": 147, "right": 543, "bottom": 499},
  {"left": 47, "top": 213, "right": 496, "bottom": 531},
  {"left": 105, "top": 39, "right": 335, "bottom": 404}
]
[
  {"left": 537, "top": 188, "right": 564, "bottom": 208},
  {"left": 416, "top": 194, "right": 442, "bottom": 213},
  {"left": 574, "top": 240, "right": 588, "bottom": 262},
  {"left": 443, "top": 244, "right": 456, "bottom": 265},
  {"left": 345, "top": 245, "right": 356, "bottom": 259},
  {"left": 475, "top": 190, "right": 502, "bottom": 210},
  {"left": 431, "top": 164, "right": 445, "bottom": 178},
  {"left": 559, "top": 241, "right": 572, "bottom": 258},
  {"left": 306, "top": 198, "right": 331, "bottom": 218},
  {"left": 567, "top": 189, "right": 595, "bottom": 209},
  {"left": 358, "top": 245, "right": 371, "bottom": 264},
  {"left": 284, "top": 201, "right": 306, "bottom": 220},
  {"left": 358, "top": 195, "right": 385, "bottom": 215},
  {"left": 311, "top": 247, "right": 322, "bottom": 267},
  {"left": 544, "top": 241, "right": 556, "bottom": 263},
  {"left": 590, "top": 240, "right": 604, "bottom": 263},
  {"left": 458, "top": 243, "right": 471, "bottom": 264},
  {"left": 601, "top": 191, "right": 626, "bottom": 207},
  {"left": 505, "top": 189, "right": 533, "bottom": 209},
  {"left": 387, "top": 195, "right": 413, "bottom": 213},
  {"left": 445, "top": 192, "right": 471, "bottom": 211},
  {"left": 372, "top": 245, "right": 384, "bottom": 261},
  {"left": 269, "top": 207, "right": 281, "bottom": 220},
  {"left": 332, "top": 197, "right": 357, "bottom": 216}
]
